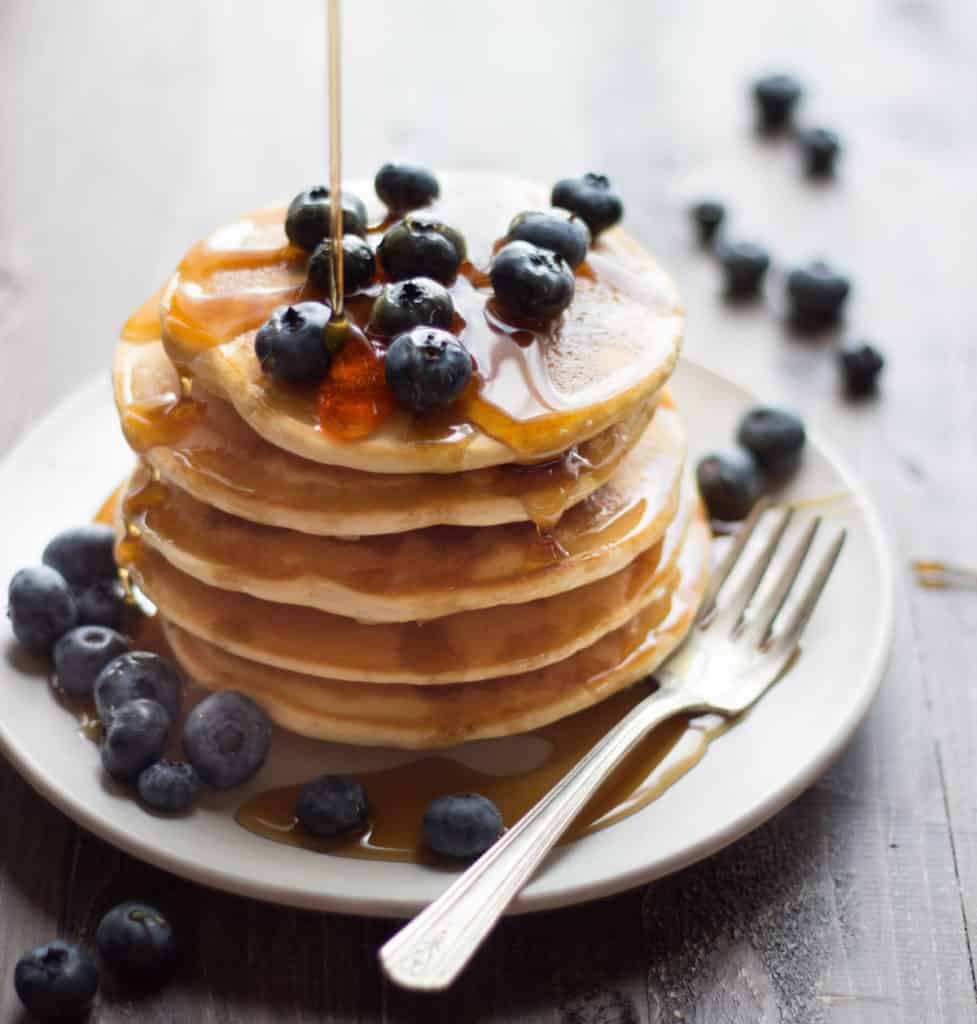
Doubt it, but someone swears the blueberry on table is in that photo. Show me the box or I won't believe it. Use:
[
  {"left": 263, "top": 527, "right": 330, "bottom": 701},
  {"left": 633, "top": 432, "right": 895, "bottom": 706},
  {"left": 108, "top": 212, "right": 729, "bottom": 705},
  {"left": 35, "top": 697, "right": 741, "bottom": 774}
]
[
  {"left": 374, "top": 162, "right": 440, "bottom": 212},
  {"left": 296, "top": 774, "right": 369, "bottom": 837},
  {"left": 368, "top": 278, "right": 455, "bottom": 337},
  {"left": 7, "top": 566, "right": 78, "bottom": 654},
  {"left": 378, "top": 216, "right": 466, "bottom": 284},
  {"left": 255, "top": 302, "right": 332, "bottom": 382},
  {"left": 73, "top": 577, "right": 128, "bottom": 630},
  {"left": 42, "top": 523, "right": 117, "bottom": 586},
  {"left": 799, "top": 126, "right": 841, "bottom": 177},
  {"left": 551, "top": 173, "right": 624, "bottom": 236},
  {"left": 716, "top": 240, "right": 771, "bottom": 297},
  {"left": 839, "top": 338, "right": 885, "bottom": 396},
  {"left": 285, "top": 186, "right": 368, "bottom": 251},
  {"left": 94, "top": 650, "right": 183, "bottom": 725},
  {"left": 54, "top": 626, "right": 130, "bottom": 698},
  {"left": 490, "top": 240, "right": 576, "bottom": 321},
  {"left": 505, "top": 210, "right": 591, "bottom": 269},
  {"left": 752, "top": 73, "right": 803, "bottom": 132},
  {"left": 137, "top": 760, "right": 200, "bottom": 814},
  {"left": 696, "top": 448, "right": 763, "bottom": 522},
  {"left": 96, "top": 902, "right": 177, "bottom": 986},
  {"left": 101, "top": 699, "right": 171, "bottom": 782},
  {"left": 183, "top": 690, "right": 272, "bottom": 789},
  {"left": 786, "top": 261, "right": 850, "bottom": 327},
  {"left": 308, "top": 235, "right": 376, "bottom": 295},
  {"left": 385, "top": 327, "right": 473, "bottom": 414},
  {"left": 737, "top": 406, "right": 807, "bottom": 477},
  {"left": 423, "top": 793, "right": 503, "bottom": 860},
  {"left": 689, "top": 199, "right": 726, "bottom": 245},
  {"left": 14, "top": 940, "right": 99, "bottom": 1021}
]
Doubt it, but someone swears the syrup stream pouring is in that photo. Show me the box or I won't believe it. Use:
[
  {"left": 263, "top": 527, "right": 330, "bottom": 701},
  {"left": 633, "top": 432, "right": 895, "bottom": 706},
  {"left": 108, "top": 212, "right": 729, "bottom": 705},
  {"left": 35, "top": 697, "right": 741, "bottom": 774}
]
[{"left": 327, "top": 0, "right": 344, "bottom": 319}]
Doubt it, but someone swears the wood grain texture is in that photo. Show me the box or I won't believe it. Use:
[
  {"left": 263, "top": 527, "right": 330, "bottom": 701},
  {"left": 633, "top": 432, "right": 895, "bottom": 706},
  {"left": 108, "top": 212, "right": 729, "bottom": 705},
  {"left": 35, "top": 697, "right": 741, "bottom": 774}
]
[{"left": 2, "top": 0, "right": 976, "bottom": 1020}]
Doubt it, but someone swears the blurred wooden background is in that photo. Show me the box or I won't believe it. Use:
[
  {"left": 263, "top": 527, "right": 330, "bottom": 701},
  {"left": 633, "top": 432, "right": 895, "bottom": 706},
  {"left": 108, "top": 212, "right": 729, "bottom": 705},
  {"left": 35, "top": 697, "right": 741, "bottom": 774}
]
[{"left": 2, "top": 0, "right": 977, "bottom": 1020}]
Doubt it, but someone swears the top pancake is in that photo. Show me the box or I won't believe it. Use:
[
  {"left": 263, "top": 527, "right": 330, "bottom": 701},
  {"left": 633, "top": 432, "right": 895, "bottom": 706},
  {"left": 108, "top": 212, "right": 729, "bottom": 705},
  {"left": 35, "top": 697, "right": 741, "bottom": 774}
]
[{"left": 142, "top": 172, "right": 682, "bottom": 474}]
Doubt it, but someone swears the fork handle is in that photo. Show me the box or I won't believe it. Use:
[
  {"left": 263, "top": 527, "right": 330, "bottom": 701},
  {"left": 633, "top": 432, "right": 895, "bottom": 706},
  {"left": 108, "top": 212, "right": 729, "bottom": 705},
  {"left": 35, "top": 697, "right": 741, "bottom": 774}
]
[{"left": 379, "top": 687, "right": 703, "bottom": 992}]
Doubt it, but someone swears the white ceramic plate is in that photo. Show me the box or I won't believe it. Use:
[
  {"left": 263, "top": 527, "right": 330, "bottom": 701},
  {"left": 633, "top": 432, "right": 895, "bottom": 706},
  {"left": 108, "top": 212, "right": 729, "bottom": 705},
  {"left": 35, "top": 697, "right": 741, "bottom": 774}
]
[{"left": 0, "top": 359, "right": 894, "bottom": 918}]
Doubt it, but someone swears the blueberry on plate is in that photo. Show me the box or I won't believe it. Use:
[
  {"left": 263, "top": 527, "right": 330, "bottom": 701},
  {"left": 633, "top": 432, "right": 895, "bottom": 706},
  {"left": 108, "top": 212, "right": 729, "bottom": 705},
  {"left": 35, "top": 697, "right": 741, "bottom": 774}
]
[
  {"left": 378, "top": 216, "right": 466, "bottom": 284},
  {"left": 737, "top": 406, "right": 806, "bottom": 477},
  {"left": 137, "top": 760, "right": 200, "bottom": 814},
  {"left": 296, "top": 774, "right": 369, "bottom": 837},
  {"left": 786, "top": 261, "right": 850, "bottom": 327},
  {"left": 838, "top": 338, "right": 885, "bottom": 396},
  {"left": 308, "top": 235, "right": 376, "bottom": 295},
  {"left": 14, "top": 940, "right": 99, "bottom": 1021},
  {"left": 54, "top": 626, "right": 130, "bottom": 699},
  {"left": 94, "top": 650, "right": 183, "bottom": 725},
  {"left": 385, "top": 327, "right": 473, "bottom": 413},
  {"left": 551, "top": 173, "right": 623, "bottom": 236},
  {"left": 716, "top": 240, "right": 770, "bottom": 297},
  {"left": 101, "top": 699, "right": 171, "bottom": 782},
  {"left": 799, "top": 126, "right": 841, "bottom": 177},
  {"left": 696, "top": 448, "right": 762, "bottom": 522},
  {"left": 284, "top": 186, "right": 368, "bottom": 251},
  {"left": 42, "top": 524, "right": 117, "bottom": 586},
  {"left": 7, "top": 566, "right": 78, "bottom": 655},
  {"left": 423, "top": 793, "right": 503, "bottom": 860},
  {"left": 368, "top": 278, "right": 455, "bottom": 337},
  {"left": 689, "top": 199, "right": 726, "bottom": 245},
  {"left": 374, "top": 162, "right": 440, "bottom": 212},
  {"left": 73, "top": 577, "right": 128, "bottom": 630},
  {"left": 183, "top": 690, "right": 272, "bottom": 789},
  {"left": 505, "top": 210, "right": 591, "bottom": 269},
  {"left": 491, "top": 240, "right": 575, "bottom": 321},
  {"left": 255, "top": 302, "right": 332, "bottom": 382},
  {"left": 96, "top": 902, "right": 177, "bottom": 986},
  {"left": 752, "top": 73, "right": 803, "bottom": 132}
]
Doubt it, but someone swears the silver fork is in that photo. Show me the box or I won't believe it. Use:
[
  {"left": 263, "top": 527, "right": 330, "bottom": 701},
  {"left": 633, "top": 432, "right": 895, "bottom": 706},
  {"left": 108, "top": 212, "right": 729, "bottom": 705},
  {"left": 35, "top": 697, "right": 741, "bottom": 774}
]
[{"left": 380, "top": 504, "right": 846, "bottom": 992}]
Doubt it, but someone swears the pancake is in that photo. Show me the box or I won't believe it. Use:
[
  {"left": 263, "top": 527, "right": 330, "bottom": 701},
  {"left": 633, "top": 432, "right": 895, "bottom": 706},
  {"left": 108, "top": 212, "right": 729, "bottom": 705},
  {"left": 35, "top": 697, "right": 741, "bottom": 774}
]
[
  {"left": 147, "top": 172, "right": 682, "bottom": 473},
  {"left": 113, "top": 337, "right": 660, "bottom": 536},
  {"left": 162, "top": 512, "right": 710, "bottom": 748},
  {"left": 122, "top": 404, "right": 686, "bottom": 621}
]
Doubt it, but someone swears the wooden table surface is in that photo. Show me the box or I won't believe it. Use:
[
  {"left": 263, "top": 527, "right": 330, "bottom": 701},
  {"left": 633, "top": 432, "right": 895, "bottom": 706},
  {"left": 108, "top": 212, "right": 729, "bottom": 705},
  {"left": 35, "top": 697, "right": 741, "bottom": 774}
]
[{"left": 2, "top": 1, "right": 976, "bottom": 1020}]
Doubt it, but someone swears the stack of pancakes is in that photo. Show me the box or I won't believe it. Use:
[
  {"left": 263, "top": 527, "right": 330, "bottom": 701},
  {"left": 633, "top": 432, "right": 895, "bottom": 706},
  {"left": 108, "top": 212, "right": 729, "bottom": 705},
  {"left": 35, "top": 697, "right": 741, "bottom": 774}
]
[{"left": 111, "top": 173, "right": 710, "bottom": 749}]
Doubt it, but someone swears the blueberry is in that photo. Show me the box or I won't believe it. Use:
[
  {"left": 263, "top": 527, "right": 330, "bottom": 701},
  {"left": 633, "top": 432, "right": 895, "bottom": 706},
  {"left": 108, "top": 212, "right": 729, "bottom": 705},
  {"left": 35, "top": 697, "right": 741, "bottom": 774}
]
[
  {"left": 696, "top": 448, "right": 762, "bottom": 522},
  {"left": 690, "top": 199, "right": 726, "bottom": 245},
  {"left": 7, "top": 566, "right": 78, "bottom": 654},
  {"left": 284, "top": 186, "right": 367, "bottom": 251},
  {"left": 137, "top": 760, "right": 200, "bottom": 813},
  {"left": 717, "top": 241, "right": 771, "bottom": 297},
  {"left": 368, "top": 278, "right": 455, "bottom": 337},
  {"left": 551, "top": 173, "right": 623, "bottom": 236},
  {"left": 753, "top": 73, "right": 803, "bottom": 132},
  {"left": 42, "top": 524, "right": 117, "bottom": 586},
  {"left": 255, "top": 302, "right": 332, "bottom": 382},
  {"left": 505, "top": 210, "right": 591, "bottom": 269},
  {"left": 73, "top": 577, "right": 128, "bottom": 630},
  {"left": 96, "top": 902, "right": 177, "bottom": 986},
  {"left": 14, "top": 940, "right": 98, "bottom": 1020},
  {"left": 491, "top": 240, "right": 575, "bottom": 321},
  {"left": 737, "top": 407, "right": 806, "bottom": 477},
  {"left": 423, "top": 793, "right": 503, "bottom": 860},
  {"left": 799, "top": 126, "right": 841, "bottom": 177},
  {"left": 839, "top": 338, "right": 885, "bottom": 396},
  {"left": 54, "top": 626, "right": 130, "bottom": 698},
  {"left": 296, "top": 774, "right": 369, "bottom": 837},
  {"left": 94, "top": 650, "right": 183, "bottom": 725},
  {"left": 101, "top": 699, "right": 171, "bottom": 782},
  {"left": 308, "top": 235, "right": 376, "bottom": 295},
  {"left": 378, "top": 216, "right": 466, "bottom": 284},
  {"left": 183, "top": 690, "right": 272, "bottom": 789},
  {"left": 385, "top": 327, "right": 473, "bottom": 413},
  {"left": 374, "top": 162, "right": 440, "bottom": 212},
  {"left": 786, "top": 261, "right": 850, "bottom": 327}
]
